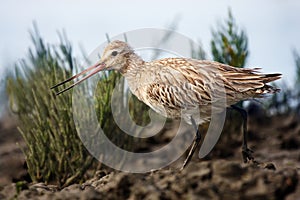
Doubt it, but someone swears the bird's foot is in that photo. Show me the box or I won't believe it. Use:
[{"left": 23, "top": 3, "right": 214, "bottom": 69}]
[{"left": 242, "top": 147, "right": 254, "bottom": 163}]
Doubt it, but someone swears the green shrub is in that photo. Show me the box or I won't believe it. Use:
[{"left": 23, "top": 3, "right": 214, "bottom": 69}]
[
  {"left": 211, "top": 9, "right": 248, "bottom": 68},
  {"left": 6, "top": 27, "right": 94, "bottom": 186},
  {"left": 6, "top": 26, "right": 149, "bottom": 187}
]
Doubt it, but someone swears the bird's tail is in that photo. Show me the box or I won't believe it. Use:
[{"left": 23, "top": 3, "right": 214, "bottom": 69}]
[
  {"left": 261, "top": 73, "right": 282, "bottom": 84},
  {"left": 255, "top": 73, "right": 282, "bottom": 95}
]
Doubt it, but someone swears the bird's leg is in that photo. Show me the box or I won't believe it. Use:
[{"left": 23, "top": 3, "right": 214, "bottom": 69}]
[
  {"left": 231, "top": 105, "right": 254, "bottom": 163},
  {"left": 181, "top": 117, "right": 201, "bottom": 170}
]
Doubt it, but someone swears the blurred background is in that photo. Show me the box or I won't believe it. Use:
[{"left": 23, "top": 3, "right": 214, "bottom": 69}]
[
  {"left": 0, "top": 0, "right": 299, "bottom": 199},
  {"left": 1, "top": 0, "right": 300, "bottom": 115}
]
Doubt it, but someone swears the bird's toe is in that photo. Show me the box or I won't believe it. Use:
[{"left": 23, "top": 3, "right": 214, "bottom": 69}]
[{"left": 242, "top": 147, "right": 254, "bottom": 163}]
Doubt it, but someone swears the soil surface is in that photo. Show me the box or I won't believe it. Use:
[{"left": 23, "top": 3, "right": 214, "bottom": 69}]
[{"left": 0, "top": 109, "right": 299, "bottom": 200}]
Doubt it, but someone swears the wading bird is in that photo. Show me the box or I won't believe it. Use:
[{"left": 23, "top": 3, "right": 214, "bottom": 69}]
[{"left": 51, "top": 40, "right": 281, "bottom": 169}]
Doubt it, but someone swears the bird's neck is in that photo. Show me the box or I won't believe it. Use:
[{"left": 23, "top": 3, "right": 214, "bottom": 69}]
[
  {"left": 119, "top": 52, "right": 145, "bottom": 75},
  {"left": 119, "top": 52, "right": 146, "bottom": 97}
]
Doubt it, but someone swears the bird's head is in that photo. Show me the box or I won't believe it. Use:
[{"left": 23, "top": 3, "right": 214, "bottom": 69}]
[
  {"left": 51, "top": 40, "right": 133, "bottom": 95},
  {"left": 100, "top": 40, "right": 133, "bottom": 71}
]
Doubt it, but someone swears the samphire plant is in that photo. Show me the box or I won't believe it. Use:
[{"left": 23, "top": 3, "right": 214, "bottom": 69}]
[
  {"left": 6, "top": 26, "right": 94, "bottom": 187},
  {"left": 6, "top": 25, "right": 149, "bottom": 187}
]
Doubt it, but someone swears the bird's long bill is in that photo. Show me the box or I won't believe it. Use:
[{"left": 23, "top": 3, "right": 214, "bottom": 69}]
[{"left": 51, "top": 62, "right": 106, "bottom": 95}]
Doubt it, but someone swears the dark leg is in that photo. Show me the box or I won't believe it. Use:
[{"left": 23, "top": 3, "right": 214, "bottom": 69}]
[
  {"left": 231, "top": 105, "right": 254, "bottom": 163},
  {"left": 181, "top": 117, "right": 201, "bottom": 170}
]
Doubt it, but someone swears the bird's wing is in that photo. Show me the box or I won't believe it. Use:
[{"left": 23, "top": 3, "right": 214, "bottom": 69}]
[
  {"left": 146, "top": 81, "right": 206, "bottom": 110},
  {"left": 141, "top": 58, "right": 281, "bottom": 111},
  {"left": 141, "top": 58, "right": 215, "bottom": 110},
  {"left": 169, "top": 58, "right": 281, "bottom": 98}
]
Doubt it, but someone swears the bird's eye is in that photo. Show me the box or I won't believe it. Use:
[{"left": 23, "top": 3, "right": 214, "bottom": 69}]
[{"left": 111, "top": 51, "right": 118, "bottom": 56}]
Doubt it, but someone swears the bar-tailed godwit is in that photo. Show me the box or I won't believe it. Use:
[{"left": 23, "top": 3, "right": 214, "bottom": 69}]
[{"left": 51, "top": 40, "right": 281, "bottom": 169}]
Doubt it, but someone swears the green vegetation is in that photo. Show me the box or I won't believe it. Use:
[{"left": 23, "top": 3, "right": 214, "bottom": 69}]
[
  {"left": 295, "top": 50, "right": 300, "bottom": 113},
  {"left": 6, "top": 25, "right": 149, "bottom": 187},
  {"left": 293, "top": 50, "right": 300, "bottom": 84},
  {"left": 6, "top": 26, "right": 93, "bottom": 187},
  {"left": 211, "top": 9, "right": 248, "bottom": 67}
]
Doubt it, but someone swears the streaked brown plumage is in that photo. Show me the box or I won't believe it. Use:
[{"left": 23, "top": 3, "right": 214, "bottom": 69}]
[
  {"left": 52, "top": 40, "right": 281, "bottom": 169},
  {"left": 125, "top": 57, "right": 280, "bottom": 124}
]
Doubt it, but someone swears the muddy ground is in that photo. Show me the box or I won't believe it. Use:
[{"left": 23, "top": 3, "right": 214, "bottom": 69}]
[{"left": 0, "top": 107, "right": 299, "bottom": 200}]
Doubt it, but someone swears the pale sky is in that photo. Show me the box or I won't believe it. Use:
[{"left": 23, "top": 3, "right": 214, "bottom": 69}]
[{"left": 1, "top": 0, "right": 300, "bottom": 87}]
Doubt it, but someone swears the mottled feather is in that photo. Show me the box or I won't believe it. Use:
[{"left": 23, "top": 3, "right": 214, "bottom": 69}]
[{"left": 103, "top": 41, "right": 281, "bottom": 124}]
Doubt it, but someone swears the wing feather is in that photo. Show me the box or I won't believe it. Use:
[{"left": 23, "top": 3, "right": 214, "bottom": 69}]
[{"left": 139, "top": 58, "right": 281, "bottom": 112}]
